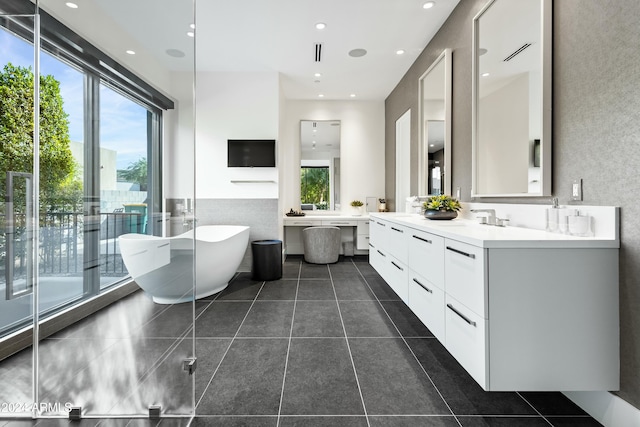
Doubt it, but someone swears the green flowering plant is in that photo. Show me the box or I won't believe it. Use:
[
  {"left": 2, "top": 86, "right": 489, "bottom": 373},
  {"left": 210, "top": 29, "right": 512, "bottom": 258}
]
[
  {"left": 423, "top": 195, "right": 462, "bottom": 212},
  {"left": 350, "top": 200, "right": 364, "bottom": 207}
]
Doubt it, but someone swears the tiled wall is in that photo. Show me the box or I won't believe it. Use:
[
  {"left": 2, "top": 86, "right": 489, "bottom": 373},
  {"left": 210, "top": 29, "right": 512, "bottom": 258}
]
[{"left": 168, "top": 198, "right": 280, "bottom": 272}]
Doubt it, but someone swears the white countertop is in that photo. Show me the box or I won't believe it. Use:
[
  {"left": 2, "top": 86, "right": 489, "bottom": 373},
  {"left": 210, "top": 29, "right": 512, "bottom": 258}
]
[{"left": 370, "top": 212, "right": 619, "bottom": 249}]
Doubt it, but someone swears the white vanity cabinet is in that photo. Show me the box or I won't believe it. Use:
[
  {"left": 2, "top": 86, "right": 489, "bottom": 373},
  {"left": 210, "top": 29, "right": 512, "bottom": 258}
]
[
  {"left": 368, "top": 212, "right": 620, "bottom": 392},
  {"left": 369, "top": 218, "right": 409, "bottom": 303},
  {"left": 407, "top": 229, "right": 446, "bottom": 342},
  {"left": 356, "top": 220, "right": 370, "bottom": 250}
]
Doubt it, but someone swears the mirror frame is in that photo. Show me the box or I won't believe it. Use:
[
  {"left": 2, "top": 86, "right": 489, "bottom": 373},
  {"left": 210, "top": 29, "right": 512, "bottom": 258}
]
[
  {"left": 471, "top": 0, "right": 552, "bottom": 198},
  {"left": 418, "top": 48, "right": 452, "bottom": 197}
]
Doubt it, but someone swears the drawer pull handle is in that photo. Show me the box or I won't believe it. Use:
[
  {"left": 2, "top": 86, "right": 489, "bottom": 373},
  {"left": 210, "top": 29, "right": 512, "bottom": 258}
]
[
  {"left": 364, "top": 221, "right": 369, "bottom": 225},
  {"left": 391, "top": 226, "right": 404, "bottom": 233},
  {"left": 412, "top": 278, "right": 432, "bottom": 293},
  {"left": 447, "top": 303, "right": 477, "bottom": 327},
  {"left": 157, "top": 243, "right": 170, "bottom": 248},
  {"left": 377, "top": 221, "right": 386, "bottom": 227},
  {"left": 446, "top": 246, "right": 476, "bottom": 259},
  {"left": 377, "top": 250, "right": 386, "bottom": 257},
  {"left": 412, "top": 235, "right": 432, "bottom": 244},
  {"left": 391, "top": 261, "right": 404, "bottom": 271},
  {"left": 330, "top": 222, "right": 350, "bottom": 225},
  {"left": 368, "top": 243, "right": 375, "bottom": 249}
]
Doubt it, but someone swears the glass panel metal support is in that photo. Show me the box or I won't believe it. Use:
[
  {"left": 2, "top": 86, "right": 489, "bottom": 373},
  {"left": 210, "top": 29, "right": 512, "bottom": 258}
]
[{"left": 182, "top": 357, "right": 197, "bottom": 375}]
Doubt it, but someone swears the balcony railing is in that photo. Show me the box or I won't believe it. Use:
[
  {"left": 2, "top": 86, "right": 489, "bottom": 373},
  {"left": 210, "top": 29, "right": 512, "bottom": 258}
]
[{"left": 1, "top": 211, "right": 144, "bottom": 280}]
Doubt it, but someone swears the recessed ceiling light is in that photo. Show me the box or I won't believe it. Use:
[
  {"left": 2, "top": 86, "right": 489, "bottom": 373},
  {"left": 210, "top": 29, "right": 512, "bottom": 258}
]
[
  {"left": 126, "top": 50, "right": 135, "bottom": 55},
  {"left": 430, "top": 144, "right": 435, "bottom": 147},
  {"left": 65, "top": 2, "right": 78, "bottom": 9},
  {"left": 315, "top": 22, "right": 326, "bottom": 30},
  {"left": 482, "top": 72, "right": 490, "bottom": 77},
  {"left": 348, "top": 48, "right": 367, "bottom": 58},
  {"left": 314, "top": 73, "right": 322, "bottom": 77},
  {"left": 350, "top": 94, "right": 356, "bottom": 98},
  {"left": 187, "top": 31, "right": 195, "bottom": 38},
  {"left": 478, "top": 48, "right": 488, "bottom": 56},
  {"left": 313, "top": 129, "right": 317, "bottom": 132},
  {"left": 190, "top": 24, "right": 195, "bottom": 29},
  {"left": 318, "top": 94, "right": 324, "bottom": 98},
  {"left": 423, "top": 1, "right": 436, "bottom": 9},
  {"left": 396, "top": 49, "right": 406, "bottom": 55}
]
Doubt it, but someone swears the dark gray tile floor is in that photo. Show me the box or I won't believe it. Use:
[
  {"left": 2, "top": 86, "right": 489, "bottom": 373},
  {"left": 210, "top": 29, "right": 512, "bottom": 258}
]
[{"left": 0, "top": 256, "right": 601, "bottom": 426}]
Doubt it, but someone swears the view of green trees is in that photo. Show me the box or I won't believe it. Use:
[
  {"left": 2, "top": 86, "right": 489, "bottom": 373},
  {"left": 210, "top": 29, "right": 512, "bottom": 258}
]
[
  {"left": 117, "top": 157, "right": 147, "bottom": 191},
  {"left": 300, "top": 166, "right": 329, "bottom": 210},
  {"left": 0, "top": 63, "right": 81, "bottom": 213}
]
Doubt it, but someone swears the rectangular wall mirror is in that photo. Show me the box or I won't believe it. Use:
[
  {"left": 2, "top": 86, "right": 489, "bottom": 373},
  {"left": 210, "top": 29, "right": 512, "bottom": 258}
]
[
  {"left": 419, "top": 48, "right": 452, "bottom": 196},
  {"left": 472, "top": 0, "right": 552, "bottom": 197},
  {"left": 300, "top": 120, "right": 341, "bottom": 210}
]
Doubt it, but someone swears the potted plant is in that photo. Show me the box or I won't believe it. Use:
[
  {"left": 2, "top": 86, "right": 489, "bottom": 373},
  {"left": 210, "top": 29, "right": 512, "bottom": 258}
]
[
  {"left": 350, "top": 200, "right": 364, "bottom": 216},
  {"left": 422, "top": 195, "right": 462, "bottom": 220}
]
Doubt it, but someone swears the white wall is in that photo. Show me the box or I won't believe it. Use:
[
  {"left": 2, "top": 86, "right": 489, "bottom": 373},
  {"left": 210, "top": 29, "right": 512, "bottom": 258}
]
[
  {"left": 281, "top": 100, "right": 385, "bottom": 213},
  {"left": 164, "top": 71, "right": 195, "bottom": 200},
  {"left": 395, "top": 109, "right": 411, "bottom": 210},
  {"left": 195, "top": 71, "right": 279, "bottom": 199},
  {"left": 165, "top": 71, "right": 281, "bottom": 199}
]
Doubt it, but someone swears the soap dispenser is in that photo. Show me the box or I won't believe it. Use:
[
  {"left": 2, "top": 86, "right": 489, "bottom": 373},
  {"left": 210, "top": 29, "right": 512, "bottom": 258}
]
[{"left": 546, "top": 197, "right": 559, "bottom": 232}]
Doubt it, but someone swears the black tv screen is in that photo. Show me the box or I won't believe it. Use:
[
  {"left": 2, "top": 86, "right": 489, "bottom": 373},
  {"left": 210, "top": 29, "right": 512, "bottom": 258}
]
[{"left": 227, "top": 139, "right": 276, "bottom": 167}]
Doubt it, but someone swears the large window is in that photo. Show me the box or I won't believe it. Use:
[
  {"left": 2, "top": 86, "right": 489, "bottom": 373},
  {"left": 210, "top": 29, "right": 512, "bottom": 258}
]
[{"left": 0, "top": 15, "right": 165, "bottom": 336}]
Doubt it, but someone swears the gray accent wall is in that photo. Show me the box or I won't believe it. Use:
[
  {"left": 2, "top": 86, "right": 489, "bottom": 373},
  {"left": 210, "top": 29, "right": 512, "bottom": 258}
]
[
  {"left": 196, "top": 199, "right": 280, "bottom": 272},
  {"left": 385, "top": 0, "right": 640, "bottom": 410}
]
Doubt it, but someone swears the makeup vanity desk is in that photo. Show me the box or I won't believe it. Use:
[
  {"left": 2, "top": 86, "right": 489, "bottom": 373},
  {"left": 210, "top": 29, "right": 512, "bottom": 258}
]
[{"left": 283, "top": 214, "right": 370, "bottom": 255}]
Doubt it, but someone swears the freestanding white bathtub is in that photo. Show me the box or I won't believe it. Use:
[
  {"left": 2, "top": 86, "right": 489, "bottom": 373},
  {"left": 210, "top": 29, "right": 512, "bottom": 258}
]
[{"left": 118, "top": 225, "right": 250, "bottom": 304}]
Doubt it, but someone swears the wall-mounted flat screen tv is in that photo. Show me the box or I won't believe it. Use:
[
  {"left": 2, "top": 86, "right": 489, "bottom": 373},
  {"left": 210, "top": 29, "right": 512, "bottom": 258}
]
[{"left": 227, "top": 139, "right": 276, "bottom": 167}]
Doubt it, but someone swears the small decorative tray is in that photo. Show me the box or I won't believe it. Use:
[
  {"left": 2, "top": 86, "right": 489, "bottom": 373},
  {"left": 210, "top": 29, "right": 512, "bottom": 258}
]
[{"left": 286, "top": 212, "right": 306, "bottom": 217}]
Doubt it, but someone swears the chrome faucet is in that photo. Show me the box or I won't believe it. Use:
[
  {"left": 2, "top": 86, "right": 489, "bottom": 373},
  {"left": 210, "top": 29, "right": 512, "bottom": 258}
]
[{"left": 471, "top": 208, "right": 496, "bottom": 225}]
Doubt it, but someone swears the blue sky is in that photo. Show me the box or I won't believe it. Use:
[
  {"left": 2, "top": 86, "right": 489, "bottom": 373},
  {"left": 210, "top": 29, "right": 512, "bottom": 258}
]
[{"left": 0, "top": 27, "right": 147, "bottom": 170}]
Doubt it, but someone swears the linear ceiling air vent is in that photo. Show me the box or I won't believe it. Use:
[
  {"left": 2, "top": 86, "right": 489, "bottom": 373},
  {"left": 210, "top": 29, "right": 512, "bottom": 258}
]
[
  {"left": 315, "top": 43, "right": 322, "bottom": 62},
  {"left": 503, "top": 43, "right": 532, "bottom": 62}
]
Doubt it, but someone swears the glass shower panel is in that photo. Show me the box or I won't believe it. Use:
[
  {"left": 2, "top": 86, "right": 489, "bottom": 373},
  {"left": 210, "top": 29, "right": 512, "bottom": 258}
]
[
  {"left": 34, "top": 0, "right": 196, "bottom": 421},
  {"left": 0, "top": 12, "right": 37, "bottom": 418}
]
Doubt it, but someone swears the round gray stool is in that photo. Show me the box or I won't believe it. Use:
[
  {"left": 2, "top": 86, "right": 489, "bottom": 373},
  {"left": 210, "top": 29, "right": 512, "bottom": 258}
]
[{"left": 302, "top": 226, "right": 341, "bottom": 264}]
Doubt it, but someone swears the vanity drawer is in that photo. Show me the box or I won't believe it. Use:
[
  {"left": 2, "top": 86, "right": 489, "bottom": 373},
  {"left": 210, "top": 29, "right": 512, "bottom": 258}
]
[
  {"left": 369, "top": 219, "right": 387, "bottom": 247},
  {"left": 386, "top": 222, "right": 409, "bottom": 265},
  {"left": 444, "top": 238, "right": 487, "bottom": 318},
  {"left": 409, "top": 270, "right": 445, "bottom": 342},
  {"left": 408, "top": 228, "right": 445, "bottom": 289},
  {"left": 285, "top": 219, "right": 322, "bottom": 226},
  {"left": 368, "top": 242, "right": 387, "bottom": 278},
  {"left": 357, "top": 234, "right": 370, "bottom": 250},
  {"left": 384, "top": 254, "right": 409, "bottom": 304},
  {"left": 322, "top": 219, "right": 358, "bottom": 226},
  {"left": 357, "top": 220, "right": 370, "bottom": 234},
  {"left": 445, "top": 294, "right": 488, "bottom": 389}
]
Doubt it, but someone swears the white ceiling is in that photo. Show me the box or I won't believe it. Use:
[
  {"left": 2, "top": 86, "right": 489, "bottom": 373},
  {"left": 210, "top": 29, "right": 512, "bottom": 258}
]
[{"left": 39, "top": 0, "right": 461, "bottom": 101}]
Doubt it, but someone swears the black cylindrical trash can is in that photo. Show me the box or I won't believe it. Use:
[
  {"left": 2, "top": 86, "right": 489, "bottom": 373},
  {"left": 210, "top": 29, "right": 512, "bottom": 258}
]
[{"left": 251, "top": 240, "right": 282, "bottom": 281}]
